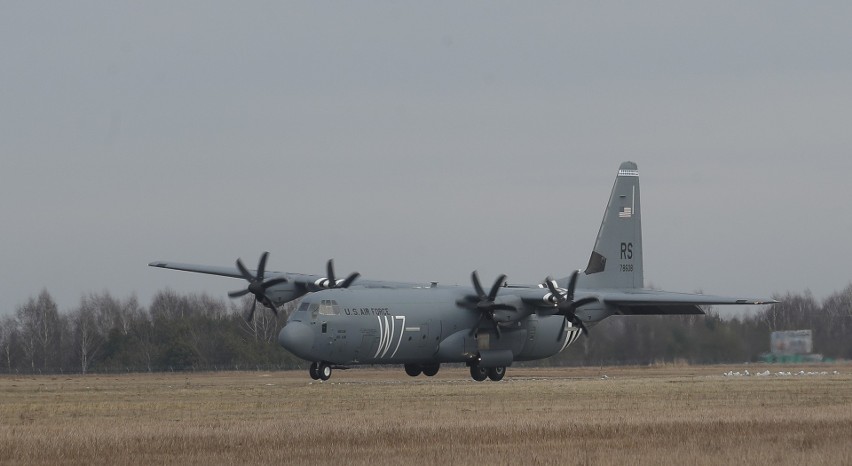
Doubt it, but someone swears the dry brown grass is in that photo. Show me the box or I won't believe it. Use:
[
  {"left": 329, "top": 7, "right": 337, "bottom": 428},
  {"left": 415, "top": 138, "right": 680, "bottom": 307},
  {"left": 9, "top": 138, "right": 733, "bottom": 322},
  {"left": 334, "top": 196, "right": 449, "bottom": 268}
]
[{"left": 1, "top": 364, "right": 851, "bottom": 465}]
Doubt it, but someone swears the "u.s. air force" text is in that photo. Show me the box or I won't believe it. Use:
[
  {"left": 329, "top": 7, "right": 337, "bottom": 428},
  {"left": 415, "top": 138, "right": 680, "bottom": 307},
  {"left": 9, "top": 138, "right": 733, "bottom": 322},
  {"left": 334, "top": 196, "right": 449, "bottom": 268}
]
[{"left": 343, "top": 307, "right": 390, "bottom": 316}]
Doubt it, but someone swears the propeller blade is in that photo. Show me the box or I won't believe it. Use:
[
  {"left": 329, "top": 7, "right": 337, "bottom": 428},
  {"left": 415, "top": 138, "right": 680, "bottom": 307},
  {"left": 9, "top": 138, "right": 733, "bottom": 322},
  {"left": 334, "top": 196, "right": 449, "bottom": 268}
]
[
  {"left": 557, "top": 316, "right": 567, "bottom": 341},
  {"left": 487, "top": 274, "right": 507, "bottom": 302},
  {"left": 326, "top": 259, "right": 336, "bottom": 287},
  {"left": 569, "top": 314, "right": 589, "bottom": 336},
  {"left": 228, "top": 289, "right": 251, "bottom": 298},
  {"left": 545, "top": 276, "right": 564, "bottom": 304},
  {"left": 236, "top": 258, "right": 254, "bottom": 282},
  {"left": 257, "top": 295, "right": 278, "bottom": 316},
  {"left": 261, "top": 277, "right": 288, "bottom": 290},
  {"left": 471, "top": 271, "right": 485, "bottom": 298},
  {"left": 245, "top": 298, "right": 257, "bottom": 323},
  {"left": 468, "top": 312, "right": 485, "bottom": 337},
  {"left": 257, "top": 251, "right": 269, "bottom": 281},
  {"left": 566, "top": 270, "right": 580, "bottom": 301},
  {"left": 338, "top": 272, "right": 360, "bottom": 288}
]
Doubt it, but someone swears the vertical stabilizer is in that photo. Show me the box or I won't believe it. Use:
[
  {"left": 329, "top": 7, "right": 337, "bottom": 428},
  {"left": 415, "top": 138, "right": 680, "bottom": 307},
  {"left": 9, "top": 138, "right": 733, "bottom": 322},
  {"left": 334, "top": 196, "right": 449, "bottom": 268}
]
[{"left": 582, "top": 161, "right": 643, "bottom": 289}]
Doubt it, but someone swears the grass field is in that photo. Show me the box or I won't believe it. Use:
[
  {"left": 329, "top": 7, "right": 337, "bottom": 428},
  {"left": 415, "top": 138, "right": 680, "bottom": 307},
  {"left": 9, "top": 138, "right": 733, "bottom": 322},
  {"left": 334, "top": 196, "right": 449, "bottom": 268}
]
[{"left": 1, "top": 363, "right": 850, "bottom": 465}]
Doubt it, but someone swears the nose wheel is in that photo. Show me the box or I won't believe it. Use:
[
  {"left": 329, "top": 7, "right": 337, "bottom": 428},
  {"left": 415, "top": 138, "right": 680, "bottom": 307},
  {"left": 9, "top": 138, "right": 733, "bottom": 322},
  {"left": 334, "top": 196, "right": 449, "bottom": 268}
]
[{"left": 309, "top": 362, "right": 332, "bottom": 381}]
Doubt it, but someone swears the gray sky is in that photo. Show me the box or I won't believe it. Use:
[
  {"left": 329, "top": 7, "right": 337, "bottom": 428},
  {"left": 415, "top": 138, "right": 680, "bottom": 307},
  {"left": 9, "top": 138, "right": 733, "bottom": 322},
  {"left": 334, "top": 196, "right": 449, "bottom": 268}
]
[{"left": 2, "top": 2, "right": 852, "bottom": 316}]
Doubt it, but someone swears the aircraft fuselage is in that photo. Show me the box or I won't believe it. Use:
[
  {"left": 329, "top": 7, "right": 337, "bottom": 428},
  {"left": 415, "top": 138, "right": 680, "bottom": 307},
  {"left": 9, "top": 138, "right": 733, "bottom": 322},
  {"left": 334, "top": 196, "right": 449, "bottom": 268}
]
[{"left": 279, "top": 287, "right": 583, "bottom": 366}]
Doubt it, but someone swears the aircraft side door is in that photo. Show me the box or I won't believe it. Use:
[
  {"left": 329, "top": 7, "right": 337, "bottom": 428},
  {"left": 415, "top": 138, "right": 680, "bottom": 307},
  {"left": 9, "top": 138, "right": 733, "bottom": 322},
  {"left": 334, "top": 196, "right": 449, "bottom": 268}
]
[{"left": 356, "top": 330, "right": 379, "bottom": 364}]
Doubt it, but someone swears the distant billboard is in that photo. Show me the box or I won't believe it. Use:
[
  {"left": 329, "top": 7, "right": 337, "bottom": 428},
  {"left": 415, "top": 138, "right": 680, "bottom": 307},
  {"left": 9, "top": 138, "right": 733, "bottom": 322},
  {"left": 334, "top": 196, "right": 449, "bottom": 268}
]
[{"left": 770, "top": 330, "right": 813, "bottom": 355}]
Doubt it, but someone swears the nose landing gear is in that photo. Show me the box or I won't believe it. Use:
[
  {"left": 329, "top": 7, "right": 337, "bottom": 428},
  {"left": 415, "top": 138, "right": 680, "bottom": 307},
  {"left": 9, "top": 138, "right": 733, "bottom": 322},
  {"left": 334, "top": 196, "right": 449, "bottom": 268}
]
[{"left": 309, "top": 361, "right": 332, "bottom": 381}]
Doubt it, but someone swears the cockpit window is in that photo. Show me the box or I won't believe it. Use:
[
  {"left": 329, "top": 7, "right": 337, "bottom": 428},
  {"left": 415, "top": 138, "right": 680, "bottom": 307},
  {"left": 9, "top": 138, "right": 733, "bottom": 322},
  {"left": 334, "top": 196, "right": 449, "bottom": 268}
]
[
  {"left": 318, "top": 299, "right": 340, "bottom": 316},
  {"left": 296, "top": 302, "right": 310, "bottom": 314}
]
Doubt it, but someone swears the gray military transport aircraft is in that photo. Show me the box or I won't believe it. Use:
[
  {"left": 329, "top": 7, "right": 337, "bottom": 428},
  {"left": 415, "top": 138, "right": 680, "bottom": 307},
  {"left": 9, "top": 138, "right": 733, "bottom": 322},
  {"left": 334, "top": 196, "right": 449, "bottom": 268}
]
[{"left": 150, "top": 162, "right": 774, "bottom": 381}]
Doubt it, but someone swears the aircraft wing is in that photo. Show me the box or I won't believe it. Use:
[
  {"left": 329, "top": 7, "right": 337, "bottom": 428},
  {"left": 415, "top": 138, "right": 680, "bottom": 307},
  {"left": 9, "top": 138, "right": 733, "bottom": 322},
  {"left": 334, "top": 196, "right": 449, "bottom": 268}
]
[
  {"left": 148, "top": 261, "right": 246, "bottom": 279},
  {"left": 590, "top": 289, "right": 777, "bottom": 316},
  {"left": 148, "top": 260, "right": 421, "bottom": 289}
]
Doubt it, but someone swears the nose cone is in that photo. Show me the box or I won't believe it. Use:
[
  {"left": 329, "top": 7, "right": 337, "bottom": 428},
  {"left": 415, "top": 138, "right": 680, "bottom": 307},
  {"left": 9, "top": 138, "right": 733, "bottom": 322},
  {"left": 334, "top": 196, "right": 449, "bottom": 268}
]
[{"left": 278, "top": 322, "right": 314, "bottom": 360}]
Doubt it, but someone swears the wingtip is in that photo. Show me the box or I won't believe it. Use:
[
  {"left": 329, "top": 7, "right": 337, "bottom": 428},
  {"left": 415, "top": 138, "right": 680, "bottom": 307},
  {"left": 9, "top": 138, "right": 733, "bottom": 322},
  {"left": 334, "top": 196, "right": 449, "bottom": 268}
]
[{"left": 738, "top": 298, "right": 779, "bottom": 305}]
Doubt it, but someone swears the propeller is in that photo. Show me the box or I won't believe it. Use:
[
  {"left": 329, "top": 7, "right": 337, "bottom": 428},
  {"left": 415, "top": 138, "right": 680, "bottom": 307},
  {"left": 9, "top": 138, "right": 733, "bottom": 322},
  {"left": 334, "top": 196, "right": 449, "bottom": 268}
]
[
  {"left": 544, "top": 270, "right": 598, "bottom": 341},
  {"left": 457, "top": 271, "right": 516, "bottom": 338},
  {"left": 228, "top": 252, "right": 288, "bottom": 323},
  {"left": 316, "top": 259, "right": 360, "bottom": 289}
]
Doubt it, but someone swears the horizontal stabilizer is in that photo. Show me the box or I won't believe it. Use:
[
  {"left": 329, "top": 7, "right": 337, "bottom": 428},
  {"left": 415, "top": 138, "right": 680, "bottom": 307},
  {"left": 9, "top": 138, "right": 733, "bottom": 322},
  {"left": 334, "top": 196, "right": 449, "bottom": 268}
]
[
  {"left": 615, "top": 305, "right": 704, "bottom": 316},
  {"left": 591, "top": 289, "right": 776, "bottom": 316},
  {"left": 598, "top": 289, "right": 777, "bottom": 306}
]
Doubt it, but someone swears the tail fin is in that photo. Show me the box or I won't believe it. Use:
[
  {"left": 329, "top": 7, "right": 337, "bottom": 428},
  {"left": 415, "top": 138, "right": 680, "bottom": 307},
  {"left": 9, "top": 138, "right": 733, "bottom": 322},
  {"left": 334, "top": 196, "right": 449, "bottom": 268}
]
[{"left": 582, "top": 161, "right": 643, "bottom": 289}]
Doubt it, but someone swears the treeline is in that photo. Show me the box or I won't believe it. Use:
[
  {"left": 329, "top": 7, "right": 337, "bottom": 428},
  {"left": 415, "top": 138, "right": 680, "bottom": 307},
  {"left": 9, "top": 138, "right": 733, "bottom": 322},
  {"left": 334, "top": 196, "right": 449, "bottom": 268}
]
[
  {"left": 0, "top": 290, "right": 302, "bottom": 374},
  {"left": 1, "top": 285, "right": 850, "bottom": 374}
]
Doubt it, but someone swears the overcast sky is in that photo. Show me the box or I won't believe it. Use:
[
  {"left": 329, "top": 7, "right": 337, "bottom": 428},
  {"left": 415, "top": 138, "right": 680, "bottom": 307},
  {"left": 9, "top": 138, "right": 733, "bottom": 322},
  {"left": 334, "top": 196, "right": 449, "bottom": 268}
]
[{"left": 2, "top": 2, "right": 852, "bottom": 317}]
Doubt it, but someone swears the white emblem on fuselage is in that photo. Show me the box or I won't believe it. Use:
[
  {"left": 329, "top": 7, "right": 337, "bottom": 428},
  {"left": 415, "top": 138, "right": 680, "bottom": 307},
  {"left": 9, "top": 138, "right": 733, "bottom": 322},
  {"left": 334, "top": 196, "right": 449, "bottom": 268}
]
[{"left": 375, "top": 315, "right": 406, "bottom": 359}]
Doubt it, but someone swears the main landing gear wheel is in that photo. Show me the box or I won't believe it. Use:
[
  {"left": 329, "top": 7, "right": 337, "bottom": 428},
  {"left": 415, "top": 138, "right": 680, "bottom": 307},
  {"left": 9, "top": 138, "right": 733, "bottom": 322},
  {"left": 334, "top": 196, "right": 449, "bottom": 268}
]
[
  {"left": 487, "top": 366, "right": 506, "bottom": 382},
  {"left": 309, "top": 362, "right": 320, "bottom": 380},
  {"left": 469, "top": 365, "right": 488, "bottom": 382},
  {"left": 404, "top": 363, "right": 422, "bottom": 377},
  {"left": 422, "top": 363, "right": 440, "bottom": 377}
]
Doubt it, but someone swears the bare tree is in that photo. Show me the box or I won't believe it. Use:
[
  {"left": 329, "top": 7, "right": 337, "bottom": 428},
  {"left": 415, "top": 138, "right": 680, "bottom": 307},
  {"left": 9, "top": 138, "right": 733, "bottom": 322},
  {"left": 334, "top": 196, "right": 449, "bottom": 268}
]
[
  {"left": 36, "top": 291, "right": 60, "bottom": 369},
  {"left": 70, "top": 297, "right": 102, "bottom": 374},
  {"left": 130, "top": 310, "right": 156, "bottom": 372},
  {"left": 819, "top": 284, "right": 852, "bottom": 357},
  {"left": 0, "top": 316, "right": 20, "bottom": 371},
  {"left": 16, "top": 290, "right": 60, "bottom": 370},
  {"left": 119, "top": 295, "right": 141, "bottom": 336},
  {"left": 765, "top": 290, "right": 818, "bottom": 332},
  {"left": 149, "top": 289, "right": 186, "bottom": 321},
  {"left": 16, "top": 301, "right": 37, "bottom": 370},
  {"left": 193, "top": 293, "right": 228, "bottom": 320}
]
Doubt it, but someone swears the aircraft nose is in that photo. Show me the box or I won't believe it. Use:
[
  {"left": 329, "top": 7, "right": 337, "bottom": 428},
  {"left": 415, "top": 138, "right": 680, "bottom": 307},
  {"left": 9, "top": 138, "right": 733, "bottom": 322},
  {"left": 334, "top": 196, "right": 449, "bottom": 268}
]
[{"left": 278, "top": 322, "right": 314, "bottom": 360}]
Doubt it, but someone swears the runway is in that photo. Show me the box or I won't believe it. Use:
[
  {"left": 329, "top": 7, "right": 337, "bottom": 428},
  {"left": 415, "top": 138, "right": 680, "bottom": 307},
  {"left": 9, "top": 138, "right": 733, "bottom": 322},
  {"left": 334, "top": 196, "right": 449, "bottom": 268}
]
[{"left": 1, "top": 364, "right": 850, "bottom": 465}]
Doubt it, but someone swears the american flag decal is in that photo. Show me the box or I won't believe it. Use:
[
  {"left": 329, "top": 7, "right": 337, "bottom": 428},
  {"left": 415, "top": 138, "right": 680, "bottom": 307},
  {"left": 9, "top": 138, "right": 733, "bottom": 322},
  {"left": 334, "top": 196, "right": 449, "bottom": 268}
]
[{"left": 618, "top": 207, "right": 632, "bottom": 218}]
